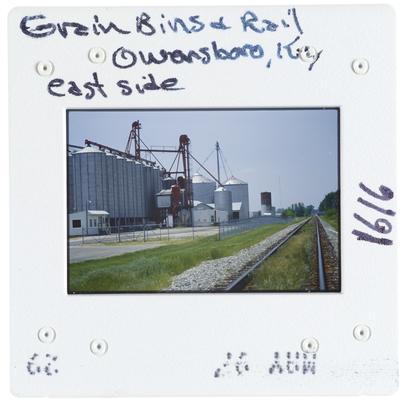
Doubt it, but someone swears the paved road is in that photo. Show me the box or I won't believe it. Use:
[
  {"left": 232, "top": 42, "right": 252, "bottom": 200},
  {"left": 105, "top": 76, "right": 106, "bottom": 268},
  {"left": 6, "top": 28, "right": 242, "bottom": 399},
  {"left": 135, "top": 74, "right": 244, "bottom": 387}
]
[{"left": 69, "top": 242, "right": 165, "bottom": 263}]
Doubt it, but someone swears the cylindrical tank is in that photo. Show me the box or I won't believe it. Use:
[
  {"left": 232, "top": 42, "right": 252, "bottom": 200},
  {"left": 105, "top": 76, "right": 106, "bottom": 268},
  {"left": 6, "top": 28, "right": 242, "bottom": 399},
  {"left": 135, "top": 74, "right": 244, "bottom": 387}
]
[
  {"left": 261, "top": 191, "right": 272, "bottom": 214},
  {"left": 223, "top": 176, "right": 250, "bottom": 220},
  {"left": 134, "top": 161, "right": 144, "bottom": 220},
  {"left": 143, "top": 164, "right": 153, "bottom": 218},
  {"left": 72, "top": 146, "right": 108, "bottom": 214},
  {"left": 192, "top": 173, "right": 216, "bottom": 204},
  {"left": 115, "top": 156, "right": 127, "bottom": 223},
  {"left": 126, "top": 159, "right": 136, "bottom": 222},
  {"left": 67, "top": 153, "right": 74, "bottom": 213},
  {"left": 105, "top": 152, "right": 119, "bottom": 222},
  {"left": 214, "top": 186, "right": 232, "bottom": 219},
  {"left": 153, "top": 166, "right": 160, "bottom": 194}
]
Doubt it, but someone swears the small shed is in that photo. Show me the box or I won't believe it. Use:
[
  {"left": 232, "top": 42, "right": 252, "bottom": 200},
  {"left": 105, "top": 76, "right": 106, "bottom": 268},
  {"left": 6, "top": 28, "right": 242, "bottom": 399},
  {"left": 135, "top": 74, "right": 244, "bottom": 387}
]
[{"left": 69, "top": 210, "right": 110, "bottom": 236}]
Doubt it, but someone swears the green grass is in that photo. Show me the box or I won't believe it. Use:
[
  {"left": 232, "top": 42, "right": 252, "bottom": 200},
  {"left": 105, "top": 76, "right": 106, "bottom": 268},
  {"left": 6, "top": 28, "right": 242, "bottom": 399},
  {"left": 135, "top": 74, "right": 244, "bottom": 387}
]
[
  {"left": 69, "top": 222, "right": 295, "bottom": 293},
  {"left": 245, "top": 222, "right": 314, "bottom": 291},
  {"left": 101, "top": 237, "right": 195, "bottom": 247},
  {"left": 320, "top": 210, "right": 339, "bottom": 231}
]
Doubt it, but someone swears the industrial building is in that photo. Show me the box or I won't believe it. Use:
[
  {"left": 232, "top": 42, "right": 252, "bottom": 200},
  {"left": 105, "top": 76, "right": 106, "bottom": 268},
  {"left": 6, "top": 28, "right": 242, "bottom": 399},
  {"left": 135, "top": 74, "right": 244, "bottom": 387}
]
[
  {"left": 192, "top": 201, "right": 229, "bottom": 226},
  {"left": 68, "top": 120, "right": 252, "bottom": 234},
  {"left": 68, "top": 145, "right": 163, "bottom": 229},
  {"left": 68, "top": 210, "right": 110, "bottom": 236},
  {"left": 261, "top": 191, "right": 273, "bottom": 215},
  {"left": 188, "top": 175, "right": 249, "bottom": 225}
]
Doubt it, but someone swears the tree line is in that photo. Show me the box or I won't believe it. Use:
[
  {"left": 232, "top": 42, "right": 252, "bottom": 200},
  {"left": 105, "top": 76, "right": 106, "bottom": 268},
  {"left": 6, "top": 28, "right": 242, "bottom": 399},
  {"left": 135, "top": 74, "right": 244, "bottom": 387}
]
[{"left": 281, "top": 190, "right": 339, "bottom": 218}]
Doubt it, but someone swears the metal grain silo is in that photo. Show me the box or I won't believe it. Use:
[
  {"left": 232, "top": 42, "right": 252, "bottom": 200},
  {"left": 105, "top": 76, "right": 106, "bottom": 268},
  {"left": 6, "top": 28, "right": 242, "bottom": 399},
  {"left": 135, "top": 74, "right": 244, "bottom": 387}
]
[
  {"left": 157, "top": 168, "right": 164, "bottom": 191},
  {"left": 192, "top": 173, "right": 216, "bottom": 204},
  {"left": 214, "top": 186, "right": 232, "bottom": 219},
  {"left": 134, "top": 161, "right": 144, "bottom": 221},
  {"left": 67, "top": 154, "right": 74, "bottom": 213},
  {"left": 126, "top": 159, "right": 136, "bottom": 223},
  {"left": 71, "top": 150, "right": 83, "bottom": 213},
  {"left": 115, "top": 155, "right": 127, "bottom": 224},
  {"left": 105, "top": 152, "right": 119, "bottom": 224},
  {"left": 143, "top": 164, "right": 153, "bottom": 219},
  {"left": 223, "top": 176, "right": 250, "bottom": 220},
  {"left": 148, "top": 165, "right": 154, "bottom": 217},
  {"left": 72, "top": 146, "right": 108, "bottom": 214},
  {"left": 152, "top": 166, "right": 158, "bottom": 195}
]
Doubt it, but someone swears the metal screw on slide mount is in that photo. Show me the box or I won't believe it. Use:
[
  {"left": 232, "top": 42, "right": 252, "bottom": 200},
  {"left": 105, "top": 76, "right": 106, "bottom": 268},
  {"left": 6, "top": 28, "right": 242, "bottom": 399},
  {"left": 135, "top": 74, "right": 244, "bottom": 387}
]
[
  {"left": 88, "top": 47, "right": 106, "bottom": 64},
  {"left": 36, "top": 61, "right": 54, "bottom": 76},
  {"left": 352, "top": 59, "right": 369, "bottom": 75},
  {"left": 353, "top": 324, "right": 371, "bottom": 342},
  {"left": 90, "top": 339, "right": 108, "bottom": 356},
  {"left": 301, "top": 337, "right": 319, "bottom": 353},
  {"left": 38, "top": 327, "right": 56, "bottom": 343}
]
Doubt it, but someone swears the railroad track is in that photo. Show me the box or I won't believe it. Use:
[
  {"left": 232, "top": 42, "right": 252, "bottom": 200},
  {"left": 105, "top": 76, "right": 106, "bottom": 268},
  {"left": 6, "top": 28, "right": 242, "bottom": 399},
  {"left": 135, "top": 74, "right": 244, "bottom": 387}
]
[
  {"left": 222, "top": 218, "right": 311, "bottom": 291},
  {"left": 314, "top": 216, "right": 340, "bottom": 291},
  {"left": 223, "top": 216, "right": 338, "bottom": 292}
]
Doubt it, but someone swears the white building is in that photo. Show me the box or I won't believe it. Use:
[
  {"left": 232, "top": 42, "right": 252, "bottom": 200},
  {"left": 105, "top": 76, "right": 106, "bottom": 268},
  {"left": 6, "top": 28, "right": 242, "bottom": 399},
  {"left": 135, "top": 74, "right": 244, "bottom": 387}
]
[
  {"left": 69, "top": 210, "right": 109, "bottom": 236},
  {"left": 192, "top": 201, "right": 228, "bottom": 226}
]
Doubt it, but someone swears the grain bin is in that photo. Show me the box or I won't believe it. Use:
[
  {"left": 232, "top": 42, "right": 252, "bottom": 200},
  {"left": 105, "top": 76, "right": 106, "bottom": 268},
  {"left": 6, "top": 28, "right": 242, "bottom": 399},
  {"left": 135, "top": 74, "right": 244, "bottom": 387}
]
[
  {"left": 126, "top": 159, "right": 137, "bottom": 222},
  {"left": 105, "top": 152, "right": 119, "bottom": 223},
  {"left": 223, "top": 176, "right": 250, "bottom": 220},
  {"left": 153, "top": 166, "right": 161, "bottom": 194},
  {"left": 192, "top": 173, "right": 216, "bottom": 204},
  {"left": 134, "top": 161, "right": 144, "bottom": 220},
  {"left": 67, "top": 153, "right": 74, "bottom": 213},
  {"left": 115, "top": 155, "right": 127, "bottom": 223},
  {"left": 72, "top": 146, "right": 108, "bottom": 214},
  {"left": 214, "top": 186, "right": 232, "bottom": 219},
  {"left": 143, "top": 164, "right": 153, "bottom": 218}
]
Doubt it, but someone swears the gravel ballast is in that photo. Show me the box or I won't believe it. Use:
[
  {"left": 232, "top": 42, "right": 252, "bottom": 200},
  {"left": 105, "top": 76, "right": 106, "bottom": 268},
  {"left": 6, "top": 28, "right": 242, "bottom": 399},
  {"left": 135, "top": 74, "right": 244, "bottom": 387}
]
[
  {"left": 318, "top": 218, "right": 339, "bottom": 259},
  {"left": 167, "top": 221, "right": 304, "bottom": 291}
]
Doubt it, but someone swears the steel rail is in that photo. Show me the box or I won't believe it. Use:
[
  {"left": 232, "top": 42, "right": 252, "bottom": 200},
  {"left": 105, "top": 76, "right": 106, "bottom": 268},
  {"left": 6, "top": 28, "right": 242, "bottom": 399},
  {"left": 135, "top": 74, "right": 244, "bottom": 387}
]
[
  {"left": 315, "top": 217, "right": 326, "bottom": 291},
  {"left": 225, "top": 218, "right": 312, "bottom": 292}
]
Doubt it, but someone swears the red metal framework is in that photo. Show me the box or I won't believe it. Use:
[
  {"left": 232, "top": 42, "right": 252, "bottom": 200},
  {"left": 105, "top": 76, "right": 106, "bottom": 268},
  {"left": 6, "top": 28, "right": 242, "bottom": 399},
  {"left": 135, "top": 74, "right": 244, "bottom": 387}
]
[{"left": 125, "top": 120, "right": 141, "bottom": 160}]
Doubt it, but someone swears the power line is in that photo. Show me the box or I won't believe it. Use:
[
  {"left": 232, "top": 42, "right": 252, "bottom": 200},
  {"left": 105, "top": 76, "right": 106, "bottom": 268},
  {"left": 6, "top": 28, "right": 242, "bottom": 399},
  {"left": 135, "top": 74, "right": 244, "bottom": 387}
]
[
  {"left": 219, "top": 148, "right": 233, "bottom": 177},
  {"left": 196, "top": 147, "right": 215, "bottom": 173}
]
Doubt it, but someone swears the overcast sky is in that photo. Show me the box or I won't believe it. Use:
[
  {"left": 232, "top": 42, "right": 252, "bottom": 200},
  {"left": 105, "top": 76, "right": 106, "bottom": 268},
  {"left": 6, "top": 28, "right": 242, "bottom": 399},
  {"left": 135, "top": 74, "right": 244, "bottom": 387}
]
[{"left": 68, "top": 109, "right": 339, "bottom": 210}]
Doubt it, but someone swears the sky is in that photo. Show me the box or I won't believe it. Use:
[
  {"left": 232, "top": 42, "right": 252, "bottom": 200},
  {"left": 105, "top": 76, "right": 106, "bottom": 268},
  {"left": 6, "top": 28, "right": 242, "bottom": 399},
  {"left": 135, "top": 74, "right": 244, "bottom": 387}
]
[{"left": 68, "top": 109, "right": 339, "bottom": 211}]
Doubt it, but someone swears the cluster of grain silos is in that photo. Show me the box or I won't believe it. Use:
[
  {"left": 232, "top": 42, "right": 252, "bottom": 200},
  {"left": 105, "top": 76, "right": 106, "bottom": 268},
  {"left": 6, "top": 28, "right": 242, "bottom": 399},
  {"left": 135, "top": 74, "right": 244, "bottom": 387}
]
[
  {"left": 68, "top": 146, "right": 163, "bottom": 225},
  {"left": 223, "top": 176, "right": 250, "bottom": 220}
]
